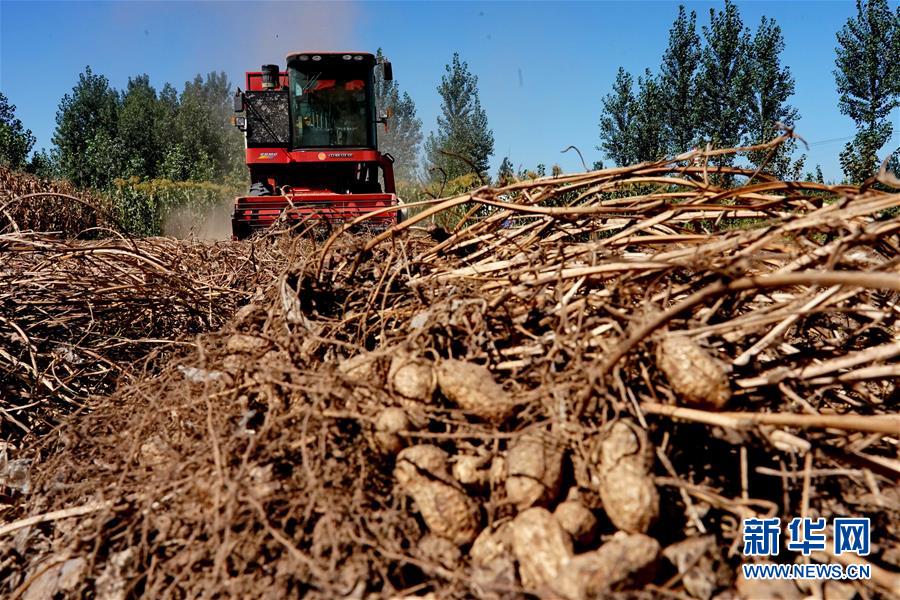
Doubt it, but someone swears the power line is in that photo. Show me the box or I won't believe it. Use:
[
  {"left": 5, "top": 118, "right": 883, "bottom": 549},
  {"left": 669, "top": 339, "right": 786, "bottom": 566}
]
[{"left": 806, "top": 134, "right": 854, "bottom": 148}]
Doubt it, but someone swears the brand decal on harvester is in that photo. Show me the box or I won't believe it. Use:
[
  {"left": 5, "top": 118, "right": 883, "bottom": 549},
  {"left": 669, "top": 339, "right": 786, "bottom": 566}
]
[
  {"left": 257, "top": 152, "right": 278, "bottom": 159},
  {"left": 328, "top": 153, "right": 353, "bottom": 158}
]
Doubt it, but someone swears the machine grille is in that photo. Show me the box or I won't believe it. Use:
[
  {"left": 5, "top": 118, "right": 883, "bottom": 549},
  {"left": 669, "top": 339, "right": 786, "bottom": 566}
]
[{"left": 244, "top": 91, "right": 290, "bottom": 147}]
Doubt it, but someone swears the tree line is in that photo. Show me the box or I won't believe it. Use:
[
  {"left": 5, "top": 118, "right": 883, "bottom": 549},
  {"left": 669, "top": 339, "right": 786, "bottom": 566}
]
[
  {"left": 600, "top": 1, "right": 802, "bottom": 177},
  {"left": 53, "top": 68, "right": 245, "bottom": 189},
  {"left": 0, "top": 51, "right": 493, "bottom": 194},
  {"left": 2, "top": 69, "right": 244, "bottom": 189},
  {"left": 0, "top": 0, "right": 897, "bottom": 196},
  {"left": 599, "top": 0, "right": 899, "bottom": 182}
]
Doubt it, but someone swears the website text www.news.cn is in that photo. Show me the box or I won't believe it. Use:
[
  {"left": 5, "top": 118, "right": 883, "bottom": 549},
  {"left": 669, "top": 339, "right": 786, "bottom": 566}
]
[{"left": 741, "top": 517, "right": 871, "bottom": 581}]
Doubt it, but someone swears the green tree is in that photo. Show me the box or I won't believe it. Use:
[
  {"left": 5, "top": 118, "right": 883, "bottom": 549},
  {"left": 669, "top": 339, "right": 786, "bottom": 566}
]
[
  {"left": 0, "top": 92, "right": 36, "bottom": 169},
  {"left": 25, "top": 148, "right": 57, "bottom": 179},
  {"left": 425, "top": 53, "right": 494, "bottom": 181},
  {"left": 885, "top": 148, "right": 900, "bottom": 181},
  {"left": 496, "top": 156, "right": 514, "bottom": 185},
  {"left": 173, "top": 72, "right": 243, "bottom": 182},
  {"left": 374, "top": 49, "right": 424, "bottom": 183},
  {"left": 53, "top": 66, "right": 121, "bottom": 187},
  {"left": 660, "top": 5, "right": 701, "bottom": 154},
  {"left": 598, "top": 67, "right": 637, "bottom": 166},
  {"left": 834, "top": 0, "right": 900, "bottom": 182},
  {"left": 84, "top": 129, "right": 124, "bottom": 186},
  {"left": 694, "top": 0, "right": 753, "bottom": 165},
  {"left": 175, "top": 74, "right": 215, "bottom": 181},
  {"left": 118, "top": 74, "right": 162, "bottom": 179},
  {"left": 155, "top": 83, "right": 185, "bottom": 180},
  {"left": 632, "top": 69, "right": 667, "bottom": 162},
  {"left": 747, "top": 16, "right": 800, "bottom": 176}
]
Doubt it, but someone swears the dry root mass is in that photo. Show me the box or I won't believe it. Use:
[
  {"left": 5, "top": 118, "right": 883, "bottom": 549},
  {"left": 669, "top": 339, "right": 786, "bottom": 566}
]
[{"left": 1, "top": 143, "right": 899, "bottom": 599}]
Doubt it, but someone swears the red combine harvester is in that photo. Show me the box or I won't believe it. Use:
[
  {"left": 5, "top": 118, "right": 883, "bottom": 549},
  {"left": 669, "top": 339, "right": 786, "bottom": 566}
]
[{"left": 231, "top": 52, "right": 398, "bottom": 238}]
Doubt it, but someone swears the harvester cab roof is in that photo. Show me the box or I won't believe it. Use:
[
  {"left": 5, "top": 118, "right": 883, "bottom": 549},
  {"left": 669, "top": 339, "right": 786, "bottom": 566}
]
[{"left": 230, "top": 51, "right": 398, "bottom": 239}]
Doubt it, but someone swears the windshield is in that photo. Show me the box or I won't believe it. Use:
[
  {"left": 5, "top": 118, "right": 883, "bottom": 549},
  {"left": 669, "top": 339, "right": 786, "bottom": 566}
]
[{"left": 288, "top": 63, "right": 374, "bottom": 148}]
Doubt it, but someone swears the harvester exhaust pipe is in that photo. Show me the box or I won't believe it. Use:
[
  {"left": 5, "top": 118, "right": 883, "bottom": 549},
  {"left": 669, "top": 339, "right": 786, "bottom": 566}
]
[{"left": 261, "top": 64, "right": 280, "bottom": 90}]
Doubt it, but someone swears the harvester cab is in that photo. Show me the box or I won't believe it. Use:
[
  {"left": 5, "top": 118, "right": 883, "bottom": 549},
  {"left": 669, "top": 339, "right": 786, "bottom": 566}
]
[{"left": 231, "top": 52, "right": 398, "bottom": 239}]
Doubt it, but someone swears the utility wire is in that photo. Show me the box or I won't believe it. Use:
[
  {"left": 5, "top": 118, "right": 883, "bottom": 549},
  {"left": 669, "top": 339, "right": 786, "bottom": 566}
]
[{"left": 806, "top": 134, "right": 854, "bottom": 148}]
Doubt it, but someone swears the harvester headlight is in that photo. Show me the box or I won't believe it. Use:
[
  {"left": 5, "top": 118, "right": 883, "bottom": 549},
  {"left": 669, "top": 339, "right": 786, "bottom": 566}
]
[
  {"left": 298, "top": 55, "right": 309, "bottom": 61},
  {"left": 342, "top": 54, "right": 352, "bottom": 60},
  {"left": 312, "top": 55, "right": 322, "bottom": 61},
  {"left": 353, "top": 55, "right": 363, "bottom": 61}
]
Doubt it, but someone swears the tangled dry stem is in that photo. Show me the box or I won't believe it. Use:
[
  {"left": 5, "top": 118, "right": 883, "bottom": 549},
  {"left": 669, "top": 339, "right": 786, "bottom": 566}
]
[{"left": 1, "top": 140, "right": 898, "bottom": 599}]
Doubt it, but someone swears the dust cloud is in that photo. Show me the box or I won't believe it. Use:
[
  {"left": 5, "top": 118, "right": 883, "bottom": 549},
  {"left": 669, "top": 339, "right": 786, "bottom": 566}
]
[
  {"left": 162, "top": 196, "right": 234, "bottom": 240},
  {"left": 245, "top": 2, "right": 361, "bottom": 63}
]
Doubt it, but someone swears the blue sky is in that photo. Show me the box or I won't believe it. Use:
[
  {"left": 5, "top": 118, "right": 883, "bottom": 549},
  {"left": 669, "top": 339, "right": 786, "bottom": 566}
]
[{"left": 1, "top": 1, "right": 898, "bottom": 181}]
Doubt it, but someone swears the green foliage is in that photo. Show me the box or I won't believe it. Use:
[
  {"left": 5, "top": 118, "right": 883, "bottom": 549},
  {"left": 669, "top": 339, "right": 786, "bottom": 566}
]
[
  {"left": 154, "top": 83, "right": 182, "bottom": 172},
  {"left": 599, "top": 67, "right": 666, "bottom": 165},
  {"left": 49, "top": 67, "right": 246, "bottom": 234},
  {"left": 398, "top": 172, "right": 483, "bottom": 230},
  {"left": 84, "top": 129, "right": 124, "bottom": 186},
  {"left": 25, "top": 148, "right": 57, "bottom": 179},
  {"left": 425, "top": 53, "right": 494, "bottom": 181},
  {"left": 53, "top": 66, "right": 120, "bottom": 188},
  {"left": 172, "top": 72, "right": 244, "bottom": 182},
  {"left": 660, "top": 5, "right": 701, "bottom": 154},
  {"left": 110, "top": 177, "right": 240, "bottom": 236},
  {"left": 600, "top": 2, "right": 804, "bottom": 174},
  {"left": 375, "top": 49, "right": 424, "bottom": 184},
  {"left": 747, "top": 17, "right": 800, "bottom": 176},
  {"left": 53, "top": 67, "right": 244, "bottom": 190},
  {"left": 427, "top": 173, "right": 485, "bottom": 229},
  {"left": 118, "top": 74, "right": 163, "bottom": 179},
  {"left": 834, "top": 0, "right": 900, "bottom": 182},
  {"left": 0, "top": 92, "right": 36, "bottom": 169},
  {"left": 496, "top": 156, "right": 514, "bottom": 185},
  {"left": 599, "top": 67, "right": 637, "bottom": 166},
  {"left": 632, "top": 70, "right": 667, "bottom": 162},
  {"left": 840, "top": 129, "right": 889, "bottom": 183},
  {"left": 156, "top": 143, "right": 193, "bottom": 181},
  {"left": 694, "top": 0, "right": 753, "bottom": 166}
]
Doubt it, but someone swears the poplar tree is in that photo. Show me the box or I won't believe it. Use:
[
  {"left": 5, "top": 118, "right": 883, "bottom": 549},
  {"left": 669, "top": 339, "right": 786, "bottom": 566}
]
[
  {"left": 693, "top": 0, "right": 753, "bottom": 166},
  {"left": 747, "top": 16, "right": 800, "bottom": 176},
  {"left": 660, "top": 5, "right": 701, "bottom": 154},
  {"left": 632, "top": 70, "right": 667, "bottom": 162},
  {"left": 425, "top": 53, "right": 494, "bottom": 181},
  {"left": 155, "top": 83, "right": 184, "bottom": 180},
  {"left": 118, "top": 74, "right": 162, "bottom": 179},
  {"left": 834, "top": 0, "right": 900, "bottom": 182},
  {"left": 496, "top": 156, "right": 514, "bottom": 185},
  {"left": 172, "top": 72, "right": 243, "bottom": 181},
  {"left": 598, "top": 67, "right": 637, "bottom": 166},
  {"left": 53, "top": 66, "right": 121, "bottom": 187},
  {"left": 374, "top": 49, "right": 424, "bottom": 183},
  {"left": 0, "top": 92, "right": 35, "bottom": 169}
]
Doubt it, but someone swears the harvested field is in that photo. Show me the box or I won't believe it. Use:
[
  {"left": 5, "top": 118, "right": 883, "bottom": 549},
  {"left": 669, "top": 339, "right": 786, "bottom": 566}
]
[{"left": 1, "top": 143, "right": 899, "bottom": 599}]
